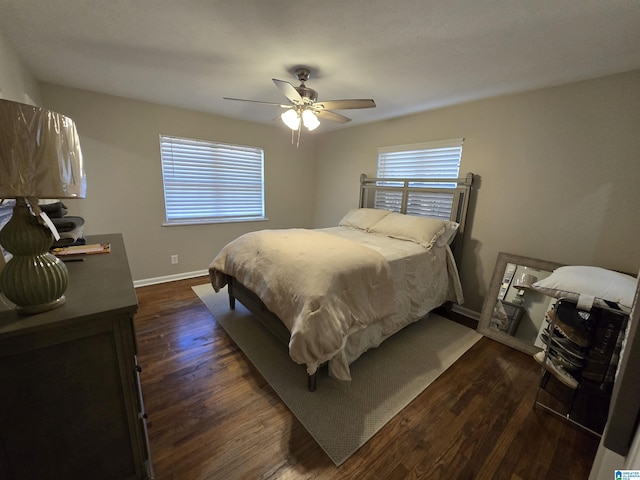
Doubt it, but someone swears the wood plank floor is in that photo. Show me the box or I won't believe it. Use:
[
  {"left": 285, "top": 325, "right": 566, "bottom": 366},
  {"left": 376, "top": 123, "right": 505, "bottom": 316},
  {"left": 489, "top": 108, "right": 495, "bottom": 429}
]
[{"left": 134, "top": 276, "right": 599, "bottom": 480}]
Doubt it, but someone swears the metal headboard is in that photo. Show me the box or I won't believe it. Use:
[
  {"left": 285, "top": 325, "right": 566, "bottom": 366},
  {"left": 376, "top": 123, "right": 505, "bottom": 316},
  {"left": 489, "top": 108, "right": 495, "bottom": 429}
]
[{"left": 359, "top": 172, "right": 475, "bottom": 260}]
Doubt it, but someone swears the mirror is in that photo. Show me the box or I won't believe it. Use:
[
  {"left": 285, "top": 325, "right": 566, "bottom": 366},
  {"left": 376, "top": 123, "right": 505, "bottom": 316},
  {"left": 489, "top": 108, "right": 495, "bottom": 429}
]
[{"left": 478, "top": 252, "right": 563, "bottom": 355}]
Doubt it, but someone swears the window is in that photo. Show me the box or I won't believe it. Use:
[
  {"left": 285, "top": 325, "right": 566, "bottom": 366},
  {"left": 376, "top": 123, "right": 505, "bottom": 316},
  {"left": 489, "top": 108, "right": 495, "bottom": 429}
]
[
  {"left": 375, "top": 138, "right": 463, "bottom": 219},
  {"left": 159, "top": 135, "right": 265, "bottom": 225}
]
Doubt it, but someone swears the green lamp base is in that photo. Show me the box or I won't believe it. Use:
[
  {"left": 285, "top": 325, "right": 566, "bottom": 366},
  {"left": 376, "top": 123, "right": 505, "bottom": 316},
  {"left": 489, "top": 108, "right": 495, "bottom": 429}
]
[{"left": 0, "top": 198, "right": 68, "bottom": 315}]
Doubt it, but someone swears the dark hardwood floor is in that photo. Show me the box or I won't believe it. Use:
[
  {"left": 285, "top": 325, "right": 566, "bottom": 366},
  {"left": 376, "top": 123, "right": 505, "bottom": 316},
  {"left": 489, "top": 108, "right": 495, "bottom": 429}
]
[{"left": 134, "top": 276, "right": 599, "bottom": 480}]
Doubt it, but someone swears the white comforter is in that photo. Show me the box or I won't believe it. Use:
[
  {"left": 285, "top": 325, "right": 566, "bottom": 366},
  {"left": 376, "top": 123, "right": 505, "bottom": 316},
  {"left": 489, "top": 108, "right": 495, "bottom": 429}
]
[
  {"left": 209, "top": 226, "right": 464, "bottom": 380},
  {"left": 209, "top": 228, "right": 397, "bottom": 377},
  {"left": 321, "top": 227, "right": 463, "bottom": 379}
]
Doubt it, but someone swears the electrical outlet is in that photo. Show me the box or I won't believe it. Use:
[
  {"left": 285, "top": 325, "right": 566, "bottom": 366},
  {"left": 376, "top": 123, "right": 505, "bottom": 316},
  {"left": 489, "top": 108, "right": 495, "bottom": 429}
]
[{"left": 171, "top": 255, "right": 178, "bottom": 264}]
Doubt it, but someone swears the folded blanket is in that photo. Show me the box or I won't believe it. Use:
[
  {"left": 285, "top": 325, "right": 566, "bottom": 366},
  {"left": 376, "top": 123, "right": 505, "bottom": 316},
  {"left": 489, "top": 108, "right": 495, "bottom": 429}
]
[
  {"left": 52, "top": 236, "right": 86, "bottom": 248},
  {"left": 39, "top": 201, "right": 68, "bottom": 218},
  {"left": 52, "top": 224, "right": 84, "bottom": 247},
  {"left": 52, "top": 216, "right": 85, "bottom": 233}
]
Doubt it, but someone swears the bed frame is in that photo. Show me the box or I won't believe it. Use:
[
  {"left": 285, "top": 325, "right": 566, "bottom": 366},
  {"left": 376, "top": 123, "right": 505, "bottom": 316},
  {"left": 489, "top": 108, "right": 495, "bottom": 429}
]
[{"left": 226, "top": 173, "right": 475, "bottom": 391}]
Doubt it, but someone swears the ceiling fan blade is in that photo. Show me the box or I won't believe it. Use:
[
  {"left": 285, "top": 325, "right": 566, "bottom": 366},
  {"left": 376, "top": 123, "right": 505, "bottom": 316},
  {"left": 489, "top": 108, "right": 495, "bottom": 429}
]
[
  {"left": 314, "top": 99, "right": 376, "bottom": 110},
  {"left": 273, "top": 79, "right": 303, "bottom": 104},
  {"left": 316, "top": 110, "right": 351, "bottom": 124},
  {"left": 223, "top": 97, "right": 290, "bottom": 108}
]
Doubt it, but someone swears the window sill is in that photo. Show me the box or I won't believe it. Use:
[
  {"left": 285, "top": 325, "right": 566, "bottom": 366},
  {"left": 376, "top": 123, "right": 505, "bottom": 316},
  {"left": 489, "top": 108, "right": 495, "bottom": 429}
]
[{"left": 162, "top": 217, "right": 268, "bottom": 227}]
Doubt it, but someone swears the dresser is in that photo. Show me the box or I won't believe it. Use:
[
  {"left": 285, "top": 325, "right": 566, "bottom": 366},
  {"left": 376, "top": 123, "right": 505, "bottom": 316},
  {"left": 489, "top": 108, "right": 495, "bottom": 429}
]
[{"left": 0, "top": 234, "right": 153, "bottom": 480}]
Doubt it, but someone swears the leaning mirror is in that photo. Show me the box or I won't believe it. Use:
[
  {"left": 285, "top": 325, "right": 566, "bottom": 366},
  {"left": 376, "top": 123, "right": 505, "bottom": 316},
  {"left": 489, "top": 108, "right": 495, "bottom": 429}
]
[{"left": 478, "top": 252, "right": 563, "bottom": 355}]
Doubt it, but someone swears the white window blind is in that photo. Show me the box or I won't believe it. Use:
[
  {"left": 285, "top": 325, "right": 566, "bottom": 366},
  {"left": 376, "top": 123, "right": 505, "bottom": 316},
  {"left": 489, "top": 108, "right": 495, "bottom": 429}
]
[
  {"left": 376, "top": 138, "right": 463, "bottom": 219},
  {"left": 160, "top": 135, "right": 265, "bottom": 225}
]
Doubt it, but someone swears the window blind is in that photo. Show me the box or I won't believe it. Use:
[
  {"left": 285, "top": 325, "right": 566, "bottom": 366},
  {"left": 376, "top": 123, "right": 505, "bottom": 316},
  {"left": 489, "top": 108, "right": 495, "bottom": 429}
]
[
  {"left": 376, "top": 138, "right": 463, "bottom": 219},
  {"left": 160, "top": 135, "right": 265, "bottom": 224}
]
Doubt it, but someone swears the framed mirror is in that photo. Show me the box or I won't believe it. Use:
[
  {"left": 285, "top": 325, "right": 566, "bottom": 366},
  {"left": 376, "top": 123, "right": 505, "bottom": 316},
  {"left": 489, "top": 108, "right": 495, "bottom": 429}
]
[{"left": 478, "top": 252, "right": 563, "bottom": 355}]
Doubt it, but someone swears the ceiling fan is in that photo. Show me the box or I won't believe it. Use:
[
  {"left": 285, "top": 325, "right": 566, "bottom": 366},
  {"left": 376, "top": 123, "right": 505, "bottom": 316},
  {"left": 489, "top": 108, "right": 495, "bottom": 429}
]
[{"left": 223, "top": 66, "right": 376, "bottom": 145}]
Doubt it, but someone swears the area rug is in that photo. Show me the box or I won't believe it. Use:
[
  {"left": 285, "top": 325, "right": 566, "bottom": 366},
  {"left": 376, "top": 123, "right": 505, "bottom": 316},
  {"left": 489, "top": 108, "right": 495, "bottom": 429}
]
[{"left": 192, "top": 283, "right": 481, "bottom": 466}]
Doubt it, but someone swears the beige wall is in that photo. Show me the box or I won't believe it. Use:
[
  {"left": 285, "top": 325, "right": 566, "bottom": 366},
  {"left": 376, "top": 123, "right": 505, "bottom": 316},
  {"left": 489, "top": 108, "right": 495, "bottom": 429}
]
[
  {"left": 313, "top": 70, "right": 640, "bottom": 313},
  {"left": 0, "top": 31, "right": 41, "bottom": 104},
  {"left": 40, "top": 84, "right": 318, "bottom": 282}
]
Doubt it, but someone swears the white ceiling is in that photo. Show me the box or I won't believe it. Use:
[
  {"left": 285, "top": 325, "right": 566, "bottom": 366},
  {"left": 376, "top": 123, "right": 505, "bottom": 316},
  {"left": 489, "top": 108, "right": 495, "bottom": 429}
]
[{"left": 1, "top": 0, "right": 639, "bottom": 131}]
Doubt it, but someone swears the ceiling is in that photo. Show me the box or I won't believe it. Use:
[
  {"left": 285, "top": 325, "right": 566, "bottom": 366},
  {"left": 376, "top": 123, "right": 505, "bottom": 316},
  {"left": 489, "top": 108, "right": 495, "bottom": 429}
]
[{"left": 1, "top": 0, "right": 639, "bottom": 132}]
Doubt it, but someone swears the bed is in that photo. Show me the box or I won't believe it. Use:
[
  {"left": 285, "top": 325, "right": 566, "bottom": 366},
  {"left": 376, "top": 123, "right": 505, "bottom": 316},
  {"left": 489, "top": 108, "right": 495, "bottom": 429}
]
[{"left": 209, "top": 173, "right": 474, "bottom": 390}]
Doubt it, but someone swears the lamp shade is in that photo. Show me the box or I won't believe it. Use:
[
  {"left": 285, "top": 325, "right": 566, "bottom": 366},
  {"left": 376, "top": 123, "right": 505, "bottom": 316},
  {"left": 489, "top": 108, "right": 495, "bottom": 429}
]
[
  {"left": 0, "top": 99, "right": 86, "bottom": 199},
  {"left": 514, "top": 273, "right": 538, "bottom": 290},
  {"left": 281, "top": 108, "right": 301, "bottom": 130},
  {"left": 302, "top": 109, "right": 320, "bottom": 131}
]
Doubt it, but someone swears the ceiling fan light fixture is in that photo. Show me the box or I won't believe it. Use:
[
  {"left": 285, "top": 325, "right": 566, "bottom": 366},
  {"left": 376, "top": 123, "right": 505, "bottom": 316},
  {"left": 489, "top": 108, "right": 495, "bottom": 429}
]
[
  {"left": 224, "top": 65, "right": 375, "bottom": 143},
  {"left": 302, "top": 109, "right": 320, "bottom": 131},
  {"left": 281, "top": 109, "right": 300, "bottom": 130}
]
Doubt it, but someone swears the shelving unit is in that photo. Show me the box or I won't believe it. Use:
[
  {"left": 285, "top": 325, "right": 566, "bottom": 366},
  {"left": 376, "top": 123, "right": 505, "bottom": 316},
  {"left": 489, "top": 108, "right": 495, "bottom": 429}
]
[{"left": 534, "top": 298, "right": 629, "bottom": 436}]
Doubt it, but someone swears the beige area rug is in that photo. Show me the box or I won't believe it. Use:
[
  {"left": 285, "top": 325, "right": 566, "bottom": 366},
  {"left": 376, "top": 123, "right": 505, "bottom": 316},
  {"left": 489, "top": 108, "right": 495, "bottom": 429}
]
[{"left": 192, "top": 283, "right": 481, "bottom": 466}]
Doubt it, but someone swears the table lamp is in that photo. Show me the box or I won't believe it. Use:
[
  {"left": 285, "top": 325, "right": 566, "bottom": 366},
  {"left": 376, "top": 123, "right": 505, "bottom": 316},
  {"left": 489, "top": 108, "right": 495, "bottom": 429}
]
[
  {"left": 0, "top": 99, "right": 86, "bottom": 314},
  {"left": 512, "top": 272, "right": 538, "bottom": 306}
]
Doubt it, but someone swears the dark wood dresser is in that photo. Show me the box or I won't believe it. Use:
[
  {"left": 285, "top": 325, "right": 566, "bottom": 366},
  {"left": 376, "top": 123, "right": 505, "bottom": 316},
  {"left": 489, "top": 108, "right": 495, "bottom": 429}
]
[{"left": 0, "top": 234, "right": 153, "bottom": 480}]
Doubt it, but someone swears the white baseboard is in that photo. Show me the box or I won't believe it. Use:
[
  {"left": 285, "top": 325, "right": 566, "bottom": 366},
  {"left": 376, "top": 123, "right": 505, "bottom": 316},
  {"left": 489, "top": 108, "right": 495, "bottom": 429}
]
[
  {"left": 133, "top": 269, "right": 209, "bottom": 288},
  {"left": 451, "top": 304, "right": 481, "bottom": 321}
]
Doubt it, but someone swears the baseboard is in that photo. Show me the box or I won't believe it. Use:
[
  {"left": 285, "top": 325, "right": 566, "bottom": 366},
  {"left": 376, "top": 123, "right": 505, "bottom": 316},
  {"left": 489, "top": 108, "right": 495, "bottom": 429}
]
[
  {"left": 133, "top": 269, "right": 209, "bottom": 288},
  {"left": 451, "top": 304, "right": 481, "bottom": 321}
]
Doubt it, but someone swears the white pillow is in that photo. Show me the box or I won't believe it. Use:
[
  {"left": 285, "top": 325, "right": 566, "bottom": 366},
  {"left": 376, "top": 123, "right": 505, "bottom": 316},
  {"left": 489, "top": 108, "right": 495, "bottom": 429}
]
[
  {"left": 339, "top": 208, "right": 392, "bottom": 231},
  {"left": 532, "top": 266, "right": 637, "bottom": 311},
  {"left": 368, "top": 212, "right": 459, "bottom": 250}
]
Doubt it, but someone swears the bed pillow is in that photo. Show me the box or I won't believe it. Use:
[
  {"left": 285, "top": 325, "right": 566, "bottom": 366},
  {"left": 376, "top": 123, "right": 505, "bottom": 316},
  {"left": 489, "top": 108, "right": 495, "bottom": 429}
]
[
  {"left": 532, "top": 266, "right": 637, "bottom": 311},
  {"left": 368, "top": 212, "right": 459, "bottom": 250},
  {"left": 339, "top": 208, "right": 392, "bottom": 231}
]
